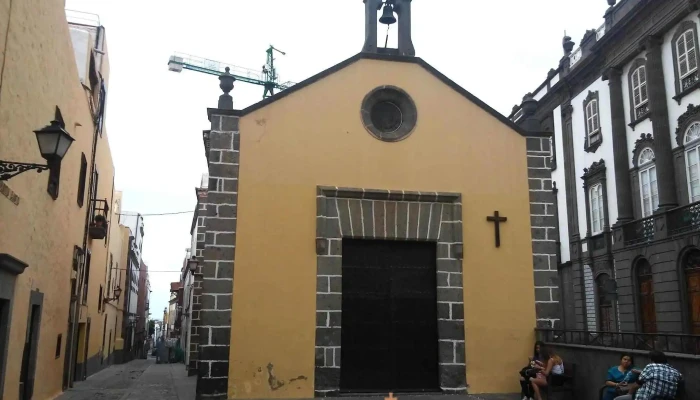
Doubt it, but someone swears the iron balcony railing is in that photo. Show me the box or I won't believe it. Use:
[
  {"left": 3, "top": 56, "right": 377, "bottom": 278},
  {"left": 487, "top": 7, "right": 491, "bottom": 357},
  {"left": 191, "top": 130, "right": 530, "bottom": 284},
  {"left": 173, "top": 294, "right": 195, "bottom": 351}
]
[
  {"left": 536, "top": 328, "right": 700, "bottom": 356},
  {"left": 621, "top": 215, "right": 655, "bottom": 246},
  {"left": 668, "top": 201, "right": 700, "bottom": 236}
]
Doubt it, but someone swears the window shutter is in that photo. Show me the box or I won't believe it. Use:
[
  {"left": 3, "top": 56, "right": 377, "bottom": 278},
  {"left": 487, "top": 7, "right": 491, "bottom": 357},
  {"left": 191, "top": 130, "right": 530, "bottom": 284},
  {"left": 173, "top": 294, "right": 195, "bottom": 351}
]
[
  {"left": 687, "top": 32, "right": 698, "bottom": 72},
  {"left": 633, "top": 70, "right": 641, "bottom": 106},
  {"left": 679, "top": 34, "right": 689, "bottom": 76}
]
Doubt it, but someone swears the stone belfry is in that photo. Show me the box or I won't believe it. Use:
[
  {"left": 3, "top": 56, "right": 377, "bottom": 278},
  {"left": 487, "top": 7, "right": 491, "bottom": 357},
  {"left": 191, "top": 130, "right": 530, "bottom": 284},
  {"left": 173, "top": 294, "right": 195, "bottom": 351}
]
[{"left": 362, "top": 0, "right": 415, "bottom": 56}]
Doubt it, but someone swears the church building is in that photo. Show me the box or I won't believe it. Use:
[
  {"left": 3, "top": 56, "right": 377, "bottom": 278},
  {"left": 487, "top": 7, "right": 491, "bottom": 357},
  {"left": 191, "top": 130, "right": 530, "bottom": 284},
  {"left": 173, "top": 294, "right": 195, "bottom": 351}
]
[{"left": 187, "top": 1, "right": 557, "bottom": 398}]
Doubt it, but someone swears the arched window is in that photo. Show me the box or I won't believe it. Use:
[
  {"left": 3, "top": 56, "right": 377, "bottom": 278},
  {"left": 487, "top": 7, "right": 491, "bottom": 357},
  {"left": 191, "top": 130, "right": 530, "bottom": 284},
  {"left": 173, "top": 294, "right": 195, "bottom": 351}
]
[
  {"left": 638, "top": 148, "right": 659, "bottom": 217},
  {"left": 676, "top": 29, "right": 698, "bottom": 84},
  {"left": 684, "top": 122, "right": 700, "bottom": 203},
  {"left": 586, "top": 99, "right": 600, "bottom": 144},
  {"left": 636, "top": 259, "right": 657, "bottom": 333},
  {"left": 589, "top": 183, "right": 605, "bottom": 235},
  {"left": 682, "top": 249, "right": 700, "bottom": 334},
  {"left": 671, "top": 22, "right": 700, "bottom": 98},
  {"left": 596, "top": 273, "right": 615, "bottom": 332},
  {"left": 631, "top": 66, "right": 649, "bottom": 119}
]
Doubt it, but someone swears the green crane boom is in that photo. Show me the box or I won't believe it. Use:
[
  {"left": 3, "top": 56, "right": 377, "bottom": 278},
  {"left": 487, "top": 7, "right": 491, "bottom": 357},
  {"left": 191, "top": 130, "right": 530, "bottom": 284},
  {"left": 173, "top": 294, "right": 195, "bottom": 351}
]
[{"left": 168, "top": 46, "right": 295, "bottom": 99}]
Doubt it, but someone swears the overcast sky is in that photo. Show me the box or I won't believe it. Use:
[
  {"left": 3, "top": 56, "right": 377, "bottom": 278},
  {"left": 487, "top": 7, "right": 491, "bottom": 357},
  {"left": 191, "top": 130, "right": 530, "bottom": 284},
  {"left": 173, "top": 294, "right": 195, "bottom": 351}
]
[{"left": 64, "top": 0, "right": 610, "bottom": 321}]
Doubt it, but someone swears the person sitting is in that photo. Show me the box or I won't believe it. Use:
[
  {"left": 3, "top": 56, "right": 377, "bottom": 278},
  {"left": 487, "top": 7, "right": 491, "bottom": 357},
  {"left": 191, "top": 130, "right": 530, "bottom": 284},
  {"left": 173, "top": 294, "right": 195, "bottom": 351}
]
[
  {"left": 614, "top": 350, "right": 683, "bottom": 400},
  {"left": 602, "top": 354, "right": 640, "bottom": 400},
  {"left": 519, "top": 341, "right": 546, "bottom": 400},
  {"left": 530, "top": 347, "right": 565, "bottom": 400}
]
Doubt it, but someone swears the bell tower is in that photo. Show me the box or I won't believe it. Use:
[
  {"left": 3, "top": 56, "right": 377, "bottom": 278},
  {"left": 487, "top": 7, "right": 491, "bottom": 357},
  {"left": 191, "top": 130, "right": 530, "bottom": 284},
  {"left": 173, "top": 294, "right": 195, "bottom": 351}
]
[{"left": 362, "top": 0, "right": 415, "bottom": 57}]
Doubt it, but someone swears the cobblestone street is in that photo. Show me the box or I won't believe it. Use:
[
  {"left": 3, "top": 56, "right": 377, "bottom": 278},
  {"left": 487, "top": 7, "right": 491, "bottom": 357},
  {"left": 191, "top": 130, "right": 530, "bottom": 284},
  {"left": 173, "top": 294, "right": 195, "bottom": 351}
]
[
  {"left": 54, "top": 358, "right": 195, "bottom": 400},
  {"left": 51, "top": 356, "right": 522, "bottom": 400}
]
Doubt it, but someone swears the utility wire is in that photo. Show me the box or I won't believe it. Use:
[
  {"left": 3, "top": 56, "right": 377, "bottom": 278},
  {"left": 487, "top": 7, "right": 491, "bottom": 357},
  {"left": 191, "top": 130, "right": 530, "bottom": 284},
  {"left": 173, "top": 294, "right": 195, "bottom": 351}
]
[
  {"left": 117, "top": 210, "right": 194, "bottom": 217},
  {"left": 113, "top": 269, "right": 185, "bottom": 272}
]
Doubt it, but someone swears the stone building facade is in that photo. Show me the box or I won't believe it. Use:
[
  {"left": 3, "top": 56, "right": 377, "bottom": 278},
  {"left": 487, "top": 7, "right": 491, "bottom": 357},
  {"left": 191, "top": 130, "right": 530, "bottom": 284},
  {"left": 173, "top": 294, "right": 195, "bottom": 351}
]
[{"left": 510, "top": 0, "right": 700, "bottom": 339}]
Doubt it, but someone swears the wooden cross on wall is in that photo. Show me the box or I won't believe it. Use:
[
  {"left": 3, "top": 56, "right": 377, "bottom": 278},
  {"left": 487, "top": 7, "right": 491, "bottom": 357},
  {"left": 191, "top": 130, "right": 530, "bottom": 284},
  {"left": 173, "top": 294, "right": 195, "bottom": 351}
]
[{"left": 486, "top": 211, "right": 507, "bottom": 248}]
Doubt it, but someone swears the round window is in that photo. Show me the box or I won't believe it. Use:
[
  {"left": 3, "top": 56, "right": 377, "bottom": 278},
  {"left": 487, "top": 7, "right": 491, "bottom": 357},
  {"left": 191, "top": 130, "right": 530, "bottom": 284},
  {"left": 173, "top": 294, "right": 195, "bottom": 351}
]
[
  {"left": 361, "top": 86, "right": 417, "bottom": 142},
  {"left": 370, "top": 101, "right": 403, "bottom": 133}
]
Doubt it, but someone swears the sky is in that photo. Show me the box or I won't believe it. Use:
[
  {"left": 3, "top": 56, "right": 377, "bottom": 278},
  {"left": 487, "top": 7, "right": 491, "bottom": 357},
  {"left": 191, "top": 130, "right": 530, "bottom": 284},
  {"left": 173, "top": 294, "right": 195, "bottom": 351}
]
[{"left": 63, "top": 0, "right": 611, "bottom": 320}]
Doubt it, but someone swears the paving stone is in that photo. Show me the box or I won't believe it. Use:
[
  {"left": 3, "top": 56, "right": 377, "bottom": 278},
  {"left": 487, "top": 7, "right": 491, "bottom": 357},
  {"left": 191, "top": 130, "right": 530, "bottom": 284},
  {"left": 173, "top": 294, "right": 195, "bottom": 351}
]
[{"left": 54, "top": 358, "right": 196, "bottom": 400}]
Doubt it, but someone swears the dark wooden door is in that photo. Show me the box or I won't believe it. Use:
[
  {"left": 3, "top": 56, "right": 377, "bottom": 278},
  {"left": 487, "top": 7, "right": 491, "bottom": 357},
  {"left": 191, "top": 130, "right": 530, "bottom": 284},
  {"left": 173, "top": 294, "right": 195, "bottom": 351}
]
[
  {"left": 20, "top": 304, "right": 40, "bottom": 400},
  {"left": 688, "top": 270, "right": 700, "bottom": 335},
  {"left": 340, "top": 239, "right": 439, "bottom": 393},
  {"left": 639, "top": 278, "right": 657, "bottom": 334}
]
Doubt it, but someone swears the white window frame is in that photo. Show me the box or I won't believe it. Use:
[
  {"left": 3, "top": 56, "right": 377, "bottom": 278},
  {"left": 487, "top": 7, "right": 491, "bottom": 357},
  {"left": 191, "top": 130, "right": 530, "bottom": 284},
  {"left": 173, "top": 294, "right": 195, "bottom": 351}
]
[
  {"left": 677, "top": 29, "right": 698, "bottom": 80},
  {"left": 586, "top": 100, "right": 600, "bottom": 143},
  {"left": 589, "top": 183, "right": 605, "bottom": 235},
  {"left": 638, "top": 148, "right": 658, "bottom": 217},
  {"left": 631, "top": 66, "right": 648, "bottom": 110},
  {"left": 684, "top": 122, "right": 700, "bottom": 203}
]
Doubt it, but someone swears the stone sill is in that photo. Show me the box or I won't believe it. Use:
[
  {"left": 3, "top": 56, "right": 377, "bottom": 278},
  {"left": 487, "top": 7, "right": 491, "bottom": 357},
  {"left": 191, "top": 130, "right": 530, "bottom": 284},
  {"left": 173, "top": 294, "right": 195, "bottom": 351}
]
[
  {"left": 628, "top": 112, "right": 650, "bottom": 130},
  {"left": 544, "top": 341, "right": 700, "bottom": 361},
  {"left": 672, "top": 80, "right": 700, "bottom": 105}
]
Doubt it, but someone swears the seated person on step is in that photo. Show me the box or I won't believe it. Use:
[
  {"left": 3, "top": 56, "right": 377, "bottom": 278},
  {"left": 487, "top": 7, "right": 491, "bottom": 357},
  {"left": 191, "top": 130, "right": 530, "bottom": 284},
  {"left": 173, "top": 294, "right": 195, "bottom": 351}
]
[
  {"left": 613, "top": 351, "right": 683, "bottom": 400},
  {"left": 519, "top": 341, "right": 546, "bottom": 400},
  {"left": 530, "top": 348, "right": 564, "bottom": 400},
  {"left": 602, "top": 354, "right": 640, "bottom": 400}
]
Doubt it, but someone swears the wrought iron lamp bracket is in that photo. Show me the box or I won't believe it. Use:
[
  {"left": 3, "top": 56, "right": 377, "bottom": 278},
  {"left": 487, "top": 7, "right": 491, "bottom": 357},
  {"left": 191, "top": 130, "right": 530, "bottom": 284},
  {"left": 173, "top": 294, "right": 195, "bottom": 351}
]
[{"left": 0, "top": 160, "right": 49, "bottom": 181}]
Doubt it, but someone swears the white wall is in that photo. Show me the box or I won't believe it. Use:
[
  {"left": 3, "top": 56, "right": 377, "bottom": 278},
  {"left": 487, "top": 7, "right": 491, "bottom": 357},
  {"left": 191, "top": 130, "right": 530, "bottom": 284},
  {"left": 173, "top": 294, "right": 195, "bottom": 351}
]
[
  {"left": 550, "top": 72, "right": 560, "bottom": 88},
  {"left": 571, "top": 77, "right": 619, "bottom": 233},
  {"left": 190, "top": 225, "right": 198, "bottom": 257},
  {"left": 552, "top": 105, "right": 571, "bottom": 263},
  {"left": 534, "top": 86, "right": 547, "bottom": 102}
]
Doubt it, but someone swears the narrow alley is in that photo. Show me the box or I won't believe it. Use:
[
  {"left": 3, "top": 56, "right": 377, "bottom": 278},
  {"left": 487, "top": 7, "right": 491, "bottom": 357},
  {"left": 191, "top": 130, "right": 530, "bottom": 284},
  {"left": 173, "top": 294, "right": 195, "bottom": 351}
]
[{"left": 55, "top": 359, "right": 195, "bottom": 400}]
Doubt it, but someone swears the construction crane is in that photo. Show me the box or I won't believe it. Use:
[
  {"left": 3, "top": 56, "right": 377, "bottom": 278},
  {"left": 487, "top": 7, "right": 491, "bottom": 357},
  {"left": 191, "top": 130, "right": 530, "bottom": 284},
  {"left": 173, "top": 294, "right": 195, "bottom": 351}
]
[{"left": 168, "top": 45, "right": 295, "bottom": 99}]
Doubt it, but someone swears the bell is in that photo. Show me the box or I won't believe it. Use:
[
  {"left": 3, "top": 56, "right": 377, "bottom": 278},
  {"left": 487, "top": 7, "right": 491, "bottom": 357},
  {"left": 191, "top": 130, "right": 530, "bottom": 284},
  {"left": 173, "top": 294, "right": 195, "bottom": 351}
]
[{"left": 379, "top": 4, "right": 397, "bottom": 25}]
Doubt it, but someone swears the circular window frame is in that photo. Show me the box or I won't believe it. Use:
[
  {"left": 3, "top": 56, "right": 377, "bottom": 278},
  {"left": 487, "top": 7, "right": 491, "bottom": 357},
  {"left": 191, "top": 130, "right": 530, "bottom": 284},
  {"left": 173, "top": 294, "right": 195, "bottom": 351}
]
[{"left": 361, "top": 85, "right": 417, "bottom": 142}]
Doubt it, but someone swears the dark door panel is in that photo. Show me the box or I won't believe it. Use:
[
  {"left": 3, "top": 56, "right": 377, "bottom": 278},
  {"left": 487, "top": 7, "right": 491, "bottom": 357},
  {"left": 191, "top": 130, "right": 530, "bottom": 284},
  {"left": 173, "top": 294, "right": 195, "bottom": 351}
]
[{"left": 340, "top": 239, "right": 439, "bottom": 393}]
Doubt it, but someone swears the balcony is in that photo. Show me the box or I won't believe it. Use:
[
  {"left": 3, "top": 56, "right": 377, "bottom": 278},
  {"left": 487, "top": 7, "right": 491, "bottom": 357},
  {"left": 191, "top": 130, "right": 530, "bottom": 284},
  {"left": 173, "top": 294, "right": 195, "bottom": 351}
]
[
  {"left": 621, "top": 215, "right": 655, "bottom": 246},
  {"left": 612, "top": 201, "right": 700, "bottom": 251},
  {"left": 668, "top": 201, "right": 700, "bottom": 236},
  {"left": 88, "top": 199, "right": 109, "bottom": 240}
]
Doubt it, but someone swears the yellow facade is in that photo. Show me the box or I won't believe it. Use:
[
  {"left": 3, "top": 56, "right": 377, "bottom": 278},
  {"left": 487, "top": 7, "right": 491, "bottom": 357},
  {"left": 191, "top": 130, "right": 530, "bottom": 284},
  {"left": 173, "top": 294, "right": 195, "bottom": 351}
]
[
  {"left": 0, "top": 1, "right": 117, "bottom": 398},
  {"left": 111, "top": 225, "right": 131, "bottom": 357},
  {"left": 227, "top": 58, "right": 536, "bottom": 398}
]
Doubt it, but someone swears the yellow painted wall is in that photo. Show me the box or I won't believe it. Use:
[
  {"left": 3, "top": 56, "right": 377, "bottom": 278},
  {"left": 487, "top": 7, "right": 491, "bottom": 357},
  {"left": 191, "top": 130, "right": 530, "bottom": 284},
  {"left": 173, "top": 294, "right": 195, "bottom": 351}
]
[
  {"left": 81, "top": 124, "right": 115, "bottom": 367},
  {"left": 228, "top": 58, "right": 536, "bottom": 398},
  {"left": 0, "top": 1, "right": 115, "bottom": 398},
  {"left": 103, "top": 192, "right": 126, "bottom": 358},
  {"left": 113, "top": 225, "right": 131, "bottom": 345}
]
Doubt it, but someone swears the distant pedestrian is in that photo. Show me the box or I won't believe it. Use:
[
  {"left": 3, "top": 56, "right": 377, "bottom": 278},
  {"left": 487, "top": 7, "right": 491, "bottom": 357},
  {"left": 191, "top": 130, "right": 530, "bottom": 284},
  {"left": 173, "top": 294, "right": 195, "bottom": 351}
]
[{"left": 156, "top": 336, "right": 166, "bottom": 364}]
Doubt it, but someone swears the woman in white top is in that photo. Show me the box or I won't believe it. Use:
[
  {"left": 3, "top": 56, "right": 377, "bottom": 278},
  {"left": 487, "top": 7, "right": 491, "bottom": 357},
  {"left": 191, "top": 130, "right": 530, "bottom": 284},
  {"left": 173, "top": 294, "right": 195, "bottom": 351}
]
[{"left": 530, "top": 348, "right": 565, "bottom": 400}]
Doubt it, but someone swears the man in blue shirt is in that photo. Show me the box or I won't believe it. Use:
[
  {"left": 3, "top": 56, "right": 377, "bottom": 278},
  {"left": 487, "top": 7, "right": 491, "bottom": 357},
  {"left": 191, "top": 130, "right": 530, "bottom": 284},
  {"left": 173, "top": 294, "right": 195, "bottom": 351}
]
[{"left": 614, "top": 350, "right": 683, "bottom": 400}]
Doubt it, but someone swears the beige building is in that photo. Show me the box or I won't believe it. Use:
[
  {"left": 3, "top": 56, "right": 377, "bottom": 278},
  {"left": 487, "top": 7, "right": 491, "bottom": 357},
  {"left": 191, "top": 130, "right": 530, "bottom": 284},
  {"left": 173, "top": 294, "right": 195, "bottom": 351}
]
[{"left": 0, "top": 3, "right": 123, "bottom": 399}]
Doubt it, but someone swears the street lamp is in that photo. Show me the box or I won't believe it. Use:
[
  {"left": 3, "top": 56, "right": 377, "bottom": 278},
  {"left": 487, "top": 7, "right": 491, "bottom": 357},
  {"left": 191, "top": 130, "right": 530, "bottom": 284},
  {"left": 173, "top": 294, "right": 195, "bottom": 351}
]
[
  {"left": 103, "top": 286, "right": 123, "bottom": 303},
  {"left": 0, "top": 117, "right": 75, "bottom": 181},
  {"left": 187, "top": 257, "right": 199, "bottom": 274}
]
